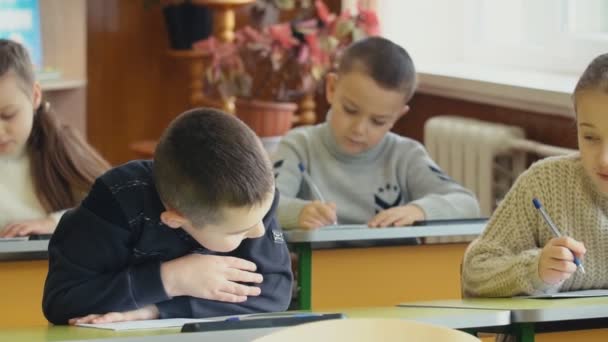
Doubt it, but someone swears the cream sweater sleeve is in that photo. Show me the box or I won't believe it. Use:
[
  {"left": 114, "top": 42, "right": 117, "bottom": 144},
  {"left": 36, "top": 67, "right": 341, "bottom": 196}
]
[
  {"left": 49, "top": 210, "right": 67, "bottom": 225},
  {"left": 462, "top": 164, "right": 562, "bottom": 297}
]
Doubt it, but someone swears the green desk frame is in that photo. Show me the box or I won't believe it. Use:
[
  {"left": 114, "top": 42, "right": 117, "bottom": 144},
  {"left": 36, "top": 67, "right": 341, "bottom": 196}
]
[
  {"left": 286, "top": 222, "right": 486, "bottom": 310},
  {"left": 294, "top": 243, "right": 312, "bottom": 310}
]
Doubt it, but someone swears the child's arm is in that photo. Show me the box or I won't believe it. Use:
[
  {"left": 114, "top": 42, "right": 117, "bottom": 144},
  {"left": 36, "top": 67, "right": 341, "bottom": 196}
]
[
  {"left": 0, "top": 216, "right": 56, "bottom": 237},
  {"left": 68, "top": 305, "right": 159, "bottom": 325},
  {"left": 49, "top": 209, "right": 67, "bottom": 225},
  {"left": 297, "top": 201, "right": 337, "bottom": 229},
  {"left": 461, "top": 167, "right": 561, "bottom": 297},
  {"left": 273, "top": 130, "right": 333, "bottom": 229},
  {"left": 42, "top": 180, "right": 171, "bottom": 325},
  {"left": 368, "top": 204, "right": 425, "bottom": 227},
  {"left": 155, "top": 192, "right": 293, "bottom": 318},
  {"left": 401, "top": 143, "right": 481, "bottom": 220}
]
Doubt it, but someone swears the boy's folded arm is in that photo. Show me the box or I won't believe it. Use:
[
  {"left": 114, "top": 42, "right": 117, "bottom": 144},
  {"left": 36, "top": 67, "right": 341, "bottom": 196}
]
[
  {"left": 157, "top": 207, "right": 293, "bottom": 319},
  {"left": 410, "top": 193, "right": 480, "bottom": 220},
  {"left": 402, "top": 144, "right": 481, "bottom": 219},
  {"left": 156, "top": 269, "right": 293, "bottom": 318},
  {"left": 42, "top": 181, "right": 170, "bottom": 325}
]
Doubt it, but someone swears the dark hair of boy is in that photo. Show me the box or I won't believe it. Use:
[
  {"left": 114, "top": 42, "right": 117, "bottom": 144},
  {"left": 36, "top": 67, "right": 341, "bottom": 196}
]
[
  {"left": 338, "top": 36, "right": 417, "bottom": 103},
  {"left": 154, "top": 108, "right": 274, "bottom": 227}
]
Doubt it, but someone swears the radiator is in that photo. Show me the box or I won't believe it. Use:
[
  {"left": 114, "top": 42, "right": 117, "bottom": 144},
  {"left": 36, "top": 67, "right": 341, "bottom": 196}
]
[{"left": 423, "top": 115, "right": 577, "bottom": 243}]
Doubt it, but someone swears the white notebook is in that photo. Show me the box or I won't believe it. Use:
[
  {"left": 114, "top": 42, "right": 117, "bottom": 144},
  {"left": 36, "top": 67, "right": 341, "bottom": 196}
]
[
  {"left": 523, "top": 289, "right": 608, "bottom": 299},
  {"left": 76, "top": 318, "right": 217, "bottom": 331},
  {"left": 0, "top": 237, "right": 29, "bottom": 242},
  {"left": 76, "top": 312, "right": 318, "bottom": 331}
]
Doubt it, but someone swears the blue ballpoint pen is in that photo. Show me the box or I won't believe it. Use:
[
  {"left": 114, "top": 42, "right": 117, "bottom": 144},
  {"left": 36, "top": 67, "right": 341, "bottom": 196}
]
[
  {"left": 224, "top": 313, "right": 322, "bottom": 321},
  {"left": 298, "top": 163, "right": 326, "bottom": 202},
  {"left": 298, "top": 163, "right": 337, "bottom": 225},
  {"left": 532, "top": 198, "right": 585, "bottom": 273}
]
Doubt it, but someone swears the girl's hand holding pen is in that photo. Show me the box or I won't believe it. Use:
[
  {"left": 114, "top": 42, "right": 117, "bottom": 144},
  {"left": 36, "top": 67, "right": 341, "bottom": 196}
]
[
  {"left": 538, "top": 236, "right": 586, "bottom": 285},
  {"left": 298, "top": 201, "right": 337, "bottom": 230},
  {"left": 533, "top": 198, "right": 586, "bottom": 284}
]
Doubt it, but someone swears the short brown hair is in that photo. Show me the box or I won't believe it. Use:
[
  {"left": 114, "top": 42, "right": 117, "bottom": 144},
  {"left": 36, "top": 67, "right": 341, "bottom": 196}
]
[
  {"left": 338, "top": 37, "right": 417, "bottom": 103},
  {"left": 574, "top": 53, "right": 608, "bottom": 97},
  {"left": 154, "top": 108, "right": 274, "bottom": 227},
  {"left": 572, "top": 53, "right": 608, "bottom": 115}
]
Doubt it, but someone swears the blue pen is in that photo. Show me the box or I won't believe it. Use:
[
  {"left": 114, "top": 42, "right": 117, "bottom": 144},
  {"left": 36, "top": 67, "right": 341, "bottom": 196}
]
[
  {"left": 225, "top": 313, "right": 321, "bottom": 321},
  {"left": 298, "top": 163, "right": 326, "bottom": 202},
  {"left": 532, "top": 198, "right": 585, "bottom": 273},
  {"left": 298, "top": 163, "right": 337, "bottom": 225}
]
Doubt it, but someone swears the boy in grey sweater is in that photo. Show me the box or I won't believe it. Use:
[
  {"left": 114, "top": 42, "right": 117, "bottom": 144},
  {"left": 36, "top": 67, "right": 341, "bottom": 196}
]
[{"left": 273, "top": 37, "right": 480, "bottom": 230}]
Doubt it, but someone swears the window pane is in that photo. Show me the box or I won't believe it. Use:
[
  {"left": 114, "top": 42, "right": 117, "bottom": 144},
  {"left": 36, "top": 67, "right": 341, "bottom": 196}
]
[
  {"left": 567, "top": 0, "right": 608, "bottom": 34},
  {"left": 476, "top": 0, "right": 524, "bottom": 46}
]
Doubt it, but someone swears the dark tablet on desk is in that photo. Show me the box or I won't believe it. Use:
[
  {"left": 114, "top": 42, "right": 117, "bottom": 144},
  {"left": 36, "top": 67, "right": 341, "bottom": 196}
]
[
  {"left": 28, "top": 234, "right": 52, "bottom": 240},
  {"left": 412, "top": 218, "right": 488, "bottom": 226},
  {"left": 181, "top": 313, "right": 345, "bottom": 333}
]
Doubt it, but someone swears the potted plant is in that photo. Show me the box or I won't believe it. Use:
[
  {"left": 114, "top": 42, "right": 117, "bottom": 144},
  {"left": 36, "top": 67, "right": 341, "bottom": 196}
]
[{"left": 192, "top": 0, "right": 379, "bottom": 138}]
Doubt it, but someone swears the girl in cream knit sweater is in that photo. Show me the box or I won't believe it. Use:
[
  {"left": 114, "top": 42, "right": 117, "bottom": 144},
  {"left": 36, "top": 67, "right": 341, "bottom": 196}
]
[
  {"left": 463, "top": 53, "right": 608, "bottom": 297},
  {"left": 0, "top": 40, "right": 109, "bottom": 238}
]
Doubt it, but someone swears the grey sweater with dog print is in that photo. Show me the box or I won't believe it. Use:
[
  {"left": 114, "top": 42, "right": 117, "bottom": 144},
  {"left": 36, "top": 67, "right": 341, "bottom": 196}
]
[{"left": 272, "top": 122, "right": 480, "bottom": 229}]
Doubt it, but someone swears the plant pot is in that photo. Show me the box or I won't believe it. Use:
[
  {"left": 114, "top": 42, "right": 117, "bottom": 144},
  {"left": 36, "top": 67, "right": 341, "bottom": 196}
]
[
  {"left": 235, "top": 99, "right": 298, "bottom": 137},
  {"left": 163, "top": 3, "right": 213, "bottom": 50}
]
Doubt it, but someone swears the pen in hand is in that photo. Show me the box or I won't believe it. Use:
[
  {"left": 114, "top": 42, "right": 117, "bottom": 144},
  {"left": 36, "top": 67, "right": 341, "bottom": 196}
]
[
  {"left": 298, "top": 163, "right": 337, "bottom": 225},
  {"left": 532, "top": 198, "right": 585, "bottom": 274},
  {"left": 298, "top": 163, "right": 326, "bottom": 202}
]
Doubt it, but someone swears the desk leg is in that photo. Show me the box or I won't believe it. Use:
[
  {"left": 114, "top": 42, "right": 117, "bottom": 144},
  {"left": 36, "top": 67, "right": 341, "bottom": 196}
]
[
  {"left": 295, "top": 243, "right": 312, "bottom": 310},
  {"left": 513, "top": 323, "right": 535, "bottom": 342}
]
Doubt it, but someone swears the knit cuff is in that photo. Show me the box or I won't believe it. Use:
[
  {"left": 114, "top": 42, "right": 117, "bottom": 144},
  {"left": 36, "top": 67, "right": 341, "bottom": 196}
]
[
  {"left": 410, "top": 197, "right": 446, "bottom": 220},
  {"left": 527, "top": 250, "right": 562, "bottom": 295},
  {"left": 277, "top": 197, "right": 311, "bottom": 229}
]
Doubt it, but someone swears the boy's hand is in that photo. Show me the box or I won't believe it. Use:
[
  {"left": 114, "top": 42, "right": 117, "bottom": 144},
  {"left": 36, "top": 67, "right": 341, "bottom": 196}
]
[
  {"left": 538, "top": 236, "right": 586, "bottom": 285},
  {"left": 161, "top": 254, "right": 263, "bottom": 302},
  {"left": 68, "top": 305, "right": 159, "bottom": 325},
  {"left": 0, "top": 217, "right": 56, "bottom": 238},
  {"left": 368, "top": 204, "right": 425, "bottom": 228},
  {"left": 298, "top": 201, "right": 337, "bottom": 230}
]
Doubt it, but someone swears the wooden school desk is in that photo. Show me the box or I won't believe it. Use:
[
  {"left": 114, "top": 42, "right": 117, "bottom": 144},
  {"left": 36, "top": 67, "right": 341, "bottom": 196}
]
[
  {"left": 0, "top": 306, "right": 510, "bottom": 342},
  {"left": 0, "top": 239, "right": 49, "bottom": 328},
  {"left": 284, "top": 221, "right": 486, "bottom": 310},
  {"left": 399, "top": 297, "right": 608, "bottom": 342}
]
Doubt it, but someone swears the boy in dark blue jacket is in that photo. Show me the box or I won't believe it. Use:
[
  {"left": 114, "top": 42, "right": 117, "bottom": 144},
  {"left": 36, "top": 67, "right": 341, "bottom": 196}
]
[{"left": 42, "top": 108, "right": 293, "bottom": 325}]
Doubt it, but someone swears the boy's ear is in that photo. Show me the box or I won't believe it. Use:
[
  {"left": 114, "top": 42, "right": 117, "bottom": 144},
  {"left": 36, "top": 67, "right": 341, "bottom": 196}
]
[
  {"left": 160, "top": 210, "right": 189, "bottom": 229},
  {"left": 325, "top": 72, "right": 338, "bottom": 105}
]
